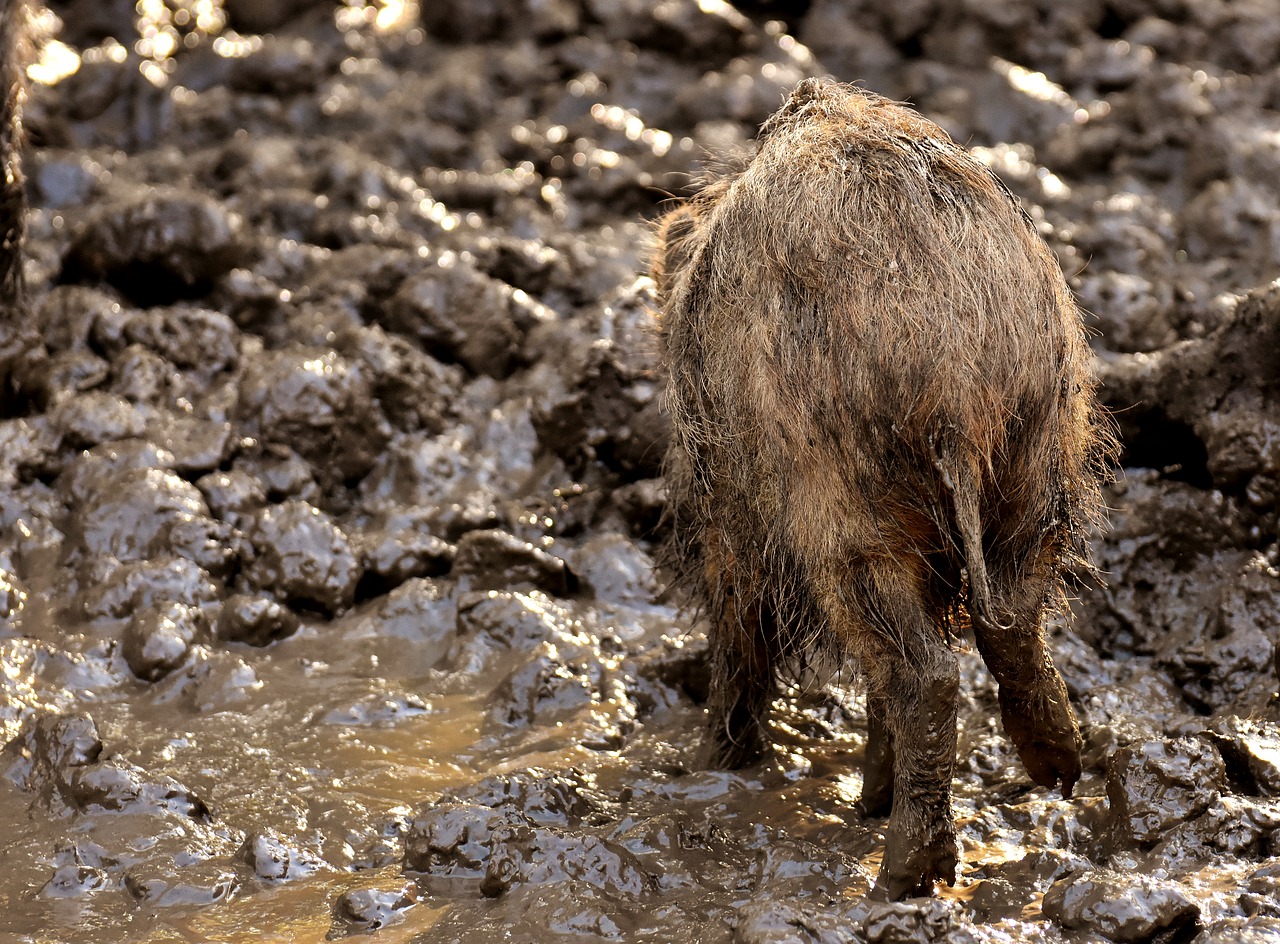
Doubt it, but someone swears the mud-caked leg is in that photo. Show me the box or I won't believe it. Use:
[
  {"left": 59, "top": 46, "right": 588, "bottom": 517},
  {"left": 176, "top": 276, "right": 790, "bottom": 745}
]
[
  {"left": 973, "top": 622, "right": 1082, "bottom": 796},
  {"left": 858, "top": 689, "right": 894, "bottom": 818},
  {"left": 972, "top": 570, "right": 1081, "bottom": 796},
  {"left": 844, "top": 565, "right": 961, "bottom": 900},
  {"left": 703, "top": 532, "right": 777, "bottom": 769}
]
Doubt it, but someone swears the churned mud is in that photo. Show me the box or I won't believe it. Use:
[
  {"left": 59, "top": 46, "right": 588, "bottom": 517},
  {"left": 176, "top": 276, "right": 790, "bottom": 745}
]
[{"left": 1, "top": 1, "right": 1278, "bottom": 942}]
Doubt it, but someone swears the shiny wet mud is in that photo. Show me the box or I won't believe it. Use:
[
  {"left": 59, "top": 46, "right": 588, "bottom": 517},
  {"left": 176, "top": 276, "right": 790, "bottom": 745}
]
[{"left": 2, "top": 0, "right": 1280, "bottom": 941}]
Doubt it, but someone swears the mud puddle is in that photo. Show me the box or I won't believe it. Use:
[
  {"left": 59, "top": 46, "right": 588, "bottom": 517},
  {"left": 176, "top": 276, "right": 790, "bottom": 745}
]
[{"left": 3, "top": 0, "right": 1280, "bottom": 941}]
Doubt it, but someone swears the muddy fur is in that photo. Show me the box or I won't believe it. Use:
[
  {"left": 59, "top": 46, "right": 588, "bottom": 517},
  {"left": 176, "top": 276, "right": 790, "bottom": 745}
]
[
  {"left": 0, "top": 0, "right": 41, "bottom": 413},
  {"left": 654, "top": 78, "right": 1115, "bottom": 899}
]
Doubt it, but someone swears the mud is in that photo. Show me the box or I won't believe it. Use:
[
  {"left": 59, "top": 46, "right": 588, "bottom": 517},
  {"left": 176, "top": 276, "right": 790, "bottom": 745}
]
[{"left": 0, "top": 0, "right": 1278, "bottom": 942}]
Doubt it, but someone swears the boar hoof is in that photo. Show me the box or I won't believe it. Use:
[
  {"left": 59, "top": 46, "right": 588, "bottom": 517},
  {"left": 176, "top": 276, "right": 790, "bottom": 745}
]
[{"left": 874, "top": 824, "right": 958, "bottom": 901}]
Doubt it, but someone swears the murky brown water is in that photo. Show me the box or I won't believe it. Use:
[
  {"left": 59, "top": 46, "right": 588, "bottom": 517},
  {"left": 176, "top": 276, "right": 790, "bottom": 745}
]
[{"left": 2, "top": 0, "right": 1279, "bottom": 941}]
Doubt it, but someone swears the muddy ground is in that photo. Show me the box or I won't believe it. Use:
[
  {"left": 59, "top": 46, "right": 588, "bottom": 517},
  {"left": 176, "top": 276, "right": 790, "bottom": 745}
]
[{"left": 1, "top": 0, "right": 1279, "bottom": 941}]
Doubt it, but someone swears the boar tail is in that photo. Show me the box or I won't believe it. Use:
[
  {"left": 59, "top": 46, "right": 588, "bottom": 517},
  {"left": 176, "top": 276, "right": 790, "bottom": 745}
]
[{"left": 949, "top": 470, "right": 1004, "bottom": 633}]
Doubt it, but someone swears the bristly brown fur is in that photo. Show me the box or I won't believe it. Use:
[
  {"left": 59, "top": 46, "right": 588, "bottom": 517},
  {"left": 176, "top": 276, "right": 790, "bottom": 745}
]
[
  {"left": 0, "top": 0, "right": 42, "bottom": 413},
  {"left": 652, "top": 77, "right": 1116, "bottom": 899},
  {"left": 0, "top": 0, "right": 27, "bottom": 313}
]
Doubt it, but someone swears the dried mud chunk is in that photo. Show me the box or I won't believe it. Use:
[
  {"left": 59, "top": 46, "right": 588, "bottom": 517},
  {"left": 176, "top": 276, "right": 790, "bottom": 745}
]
[
  {"left": 235, "top": 348, "right": 389, "bottom": 485},
  {"left": 74, "top": 467, "right": 209, "bottom": 562},
  {"left": 154, "top": 647, "right": 263, "bottom": 713},
  {"left": 57, "top": 439, "right": 175, "bottom": 504},
  {"left": 2, "top": 713, "right": 102, "bottom": 794},
  {"left": 1106, "top": 737, "right": 1227, "bottom": 847},
  {"left": 1242, "top": 862, "right": 1280, "bottom": 918},
  {"left": 69, "top": 759, "right": 210, "bottom": 820},
  {"left": 42, "top": 350, "right": 109, "bottom": 400},
  {"left": 37, "top": 286, "right": 121, "bottom": 354},
  {"left": 1079, "top": 477, "right": 1277, "bottom": 711},
  {"left": 403, "top": 802, "right": 518, "bottom": 875},
  {"left": 1042, "top": 868, "right": 1200, "bottom": 943},
  {"left": 735, "top": 898, "right": 862, "bottom": 944},
  {"left": 846, "top": 898, "right": 968, "bottom": 944},
  {"left": 232, "top": 446, "right": 318, "bottom": 503},
  {"left": 532, "top": 340, "right": 668, "bottom": 478},
  {"left": 1099, "top": 279, "right": 1280, "bottom": 500},
  {"left": 237, "top": 829, "right": 325, "bottom": 882},
  {"left": 448, "top": 768, "right": 598, "bottom": 827},
  {"left": 215, "top": 593, "right": 300, "bottom": 647},
  {"left": 107, "top": 344, "right": 173, "bottom": 403},
  {"left": 90, "top": 304, "right": 238, "bottom": 372},
  {"left": 197, "top": 469, "right": 268, "bottom": 522},
  {"left": 161, "top": 514, "right": 242, "bottom": 576},
  {"left": 146, "top": 414, "right": 236, "bottom": 473},
  {"left": 450, "top": 591, "right": 586, "bottom": 675},
  {"left": 358, "top": 511, "right": 458, "bottom": 590},
  {"left": 335, "top": 324, "right": 462, "bottom": 434},
  {"left": 80, "top": 556, "right": 221, "bottom": 620},
  {"left": 1156, "top": 794, "right": 1280, "bottom": 860},
  {"left": 382, "top": 255, "right": 548, "bottom": 378},
  {"left": 568, "top": 533, "right": 657, "bottom": 607},
  {"left": 52, "top": 391, "right": 146, "bottom": 448},
  {"left": 122, "top": 602, "right": 204, "bottom": 682},
  {"left": 489, "top": 641, "right": 598, "bottom": 728},
  {"left": 243, "top": 501, "right": 361, "bottom": 615},
  {"left": 331, "top": 882, "right": 417, "bottom": 935},
  {"left": 452, "top": 529, "right": 574, "bottom": 596},
  {"left": 480, "top": 822, "right": 652, "bottom": 899},
  {"left": 64, "top": 189, "right": 251, "bottom": 305}
]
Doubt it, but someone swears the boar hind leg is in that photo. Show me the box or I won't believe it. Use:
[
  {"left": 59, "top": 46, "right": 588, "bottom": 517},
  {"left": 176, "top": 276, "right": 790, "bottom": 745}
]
[
  {"left": 956, "top": 476, "right": 1082, "bottom": 797},
  {"left": 973, "top": 620, "right": 1082, "bottom": 797},
  {"left": 842, "top": 564, "right": 960, "bottom": 900},
  {"left": 971, "top": 569, "right": 1081, "bottom": 798},
  {"left": 703, "top": 535, "right": 776, "bottom": 769},
  {"left": 858, "top": 690, "right": 895, "bottom": 817}
]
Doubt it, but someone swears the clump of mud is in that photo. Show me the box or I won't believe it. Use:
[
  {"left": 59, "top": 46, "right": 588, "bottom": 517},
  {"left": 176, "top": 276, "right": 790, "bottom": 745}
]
[{"left": 1, "top": 0, "right": 1278, "bottom": 942}]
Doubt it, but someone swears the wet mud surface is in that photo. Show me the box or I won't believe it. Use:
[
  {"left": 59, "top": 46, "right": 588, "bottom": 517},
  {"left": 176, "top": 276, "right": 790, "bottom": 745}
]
[{"left": 2, "top": 0, "right": 1280, "bottom": 941}]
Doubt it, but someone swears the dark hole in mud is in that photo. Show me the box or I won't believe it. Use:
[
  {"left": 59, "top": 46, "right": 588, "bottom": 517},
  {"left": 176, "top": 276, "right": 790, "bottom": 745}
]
[
  {"left": 1117, "top": 411, "right": 1212, "bottom": 489},
  {"left": 733, "top": 0, "right": 813, "bottom": 30},
  {"left": 1097, "top": 5, "right": 1132, "bottom": 40},
  {"left": 62, "top": 262, "right": 215, "bottom": 309},
  {"left": 0, "top": 386, "right": 41, "bottom": 420},
  {"left": 1214, "top": 737, "right": 1263, "bottom": 797},
  {"left": 896, "top": 33, "right": 925, "bottom": 59},
  {"left": 353, "top": 564, "right": 450, "bottom": 605}
]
